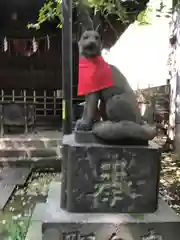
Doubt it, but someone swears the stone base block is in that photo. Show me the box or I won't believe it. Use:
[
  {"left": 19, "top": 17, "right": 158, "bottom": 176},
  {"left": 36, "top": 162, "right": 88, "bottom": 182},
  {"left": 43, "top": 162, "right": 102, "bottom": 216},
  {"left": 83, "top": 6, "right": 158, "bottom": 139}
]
[
  {"left": 42, "top": 222, "right": 180, "bottom": 240},
  {"left": 42, "top": 182, "right": 180, "bottom": 240},
  {"left": 61, "top": 134, "right": 161, "bottom": 213}
]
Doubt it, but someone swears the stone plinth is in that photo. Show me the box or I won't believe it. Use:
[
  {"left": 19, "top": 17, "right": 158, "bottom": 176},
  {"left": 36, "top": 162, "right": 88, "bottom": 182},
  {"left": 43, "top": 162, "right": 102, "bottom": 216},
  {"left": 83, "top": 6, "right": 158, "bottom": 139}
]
[
  {"left": 42, "top": 222, "right": 180, "bottom": 240},
  {"left": 61, "top": 134, "right": 161, "bottom": 213},
  {"left": 40, "top": 182, "right": 180, "bottom": 240}
]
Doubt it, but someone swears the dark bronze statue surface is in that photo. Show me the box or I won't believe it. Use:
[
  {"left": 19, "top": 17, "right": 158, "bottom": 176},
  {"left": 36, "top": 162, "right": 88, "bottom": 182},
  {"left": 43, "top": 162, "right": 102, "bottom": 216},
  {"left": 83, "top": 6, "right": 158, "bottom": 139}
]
[{"left": 75, "top": 30, "right": 156, "bottom": 144}]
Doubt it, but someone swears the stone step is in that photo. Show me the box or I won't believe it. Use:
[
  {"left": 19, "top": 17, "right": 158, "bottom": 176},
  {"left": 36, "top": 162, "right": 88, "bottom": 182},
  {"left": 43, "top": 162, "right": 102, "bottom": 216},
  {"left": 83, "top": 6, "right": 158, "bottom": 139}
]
[
  {"left": 0, "top": 139, "right": 62, "bottom": 149},
  {"left": 0, "top": 156, "right": 62, "bottom": 169},
  {"left": 0, "top": 148, "right": 60, "bottom": 158},
  {"left": 0, "top": 143, "right": 62, "bottom": 160},
  {"left": 0, "top": 131, "right": 62, "bottom": 168}
]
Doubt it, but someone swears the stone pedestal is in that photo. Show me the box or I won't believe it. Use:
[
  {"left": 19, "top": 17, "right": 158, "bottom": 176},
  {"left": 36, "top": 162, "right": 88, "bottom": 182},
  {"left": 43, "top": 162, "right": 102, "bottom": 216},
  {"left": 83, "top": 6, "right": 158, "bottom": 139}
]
[
  {"left": 41, "top": 182, "right": 180, "bottom": 240},
  {"left": 42, "top": 222, "right": 180, "bottom": 240},
  {"left": 61, "top": 134, "right": 161, "bottom": 213}
]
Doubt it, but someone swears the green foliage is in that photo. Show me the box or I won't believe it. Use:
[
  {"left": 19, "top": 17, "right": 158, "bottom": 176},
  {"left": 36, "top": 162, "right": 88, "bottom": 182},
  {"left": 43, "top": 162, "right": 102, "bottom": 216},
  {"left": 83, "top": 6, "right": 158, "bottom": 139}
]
[
  {"left": 27, "top": 0, "right": 172, "bottom": 30},
  {"left": 136, "top": 7, "right": 153, "bottom": 25},
  {"left": 28, "top": 0, "right": 147, "bottom": 29},
  {"left": 5, "top": 219, "right": 29, "bottom": 240},
  {"left": 85, "top": 0, "right": 128, "bottom": 22},
  {"left": 28, "top": 0, "right": 62, "bottom": 29}
]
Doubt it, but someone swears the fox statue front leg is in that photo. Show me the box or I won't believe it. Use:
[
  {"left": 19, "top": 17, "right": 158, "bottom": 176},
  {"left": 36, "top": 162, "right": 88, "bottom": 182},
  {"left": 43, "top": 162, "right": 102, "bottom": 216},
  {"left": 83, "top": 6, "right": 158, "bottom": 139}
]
[{"left": 75, "top": 92, "right": 100, "bottom": 131}]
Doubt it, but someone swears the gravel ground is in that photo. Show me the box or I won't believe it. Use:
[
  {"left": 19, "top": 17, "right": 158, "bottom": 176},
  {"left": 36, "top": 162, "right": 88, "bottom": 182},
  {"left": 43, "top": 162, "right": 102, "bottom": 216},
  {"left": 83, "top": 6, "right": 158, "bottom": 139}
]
[
  {"left": 0, "top": 171, "right": 61, "bottom": 239},
  {"left": 160, "top": 152, "right": 180, "bottom": 215}
]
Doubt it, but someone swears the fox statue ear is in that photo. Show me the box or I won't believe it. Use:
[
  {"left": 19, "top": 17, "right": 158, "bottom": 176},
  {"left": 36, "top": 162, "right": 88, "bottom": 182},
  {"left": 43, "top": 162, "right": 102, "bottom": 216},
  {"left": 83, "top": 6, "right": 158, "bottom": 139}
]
[
  {"left": 95, "top": 24, "right": 100, "bottom": 32},
  {"left": 80, "top": 22, "right": 86, "bottom": 33},
  {"left": 77, "top": 2, "right": 94, "bottom": 35},
  {"left": 80, "top": 23, "right": 93, "bottom": 33}
]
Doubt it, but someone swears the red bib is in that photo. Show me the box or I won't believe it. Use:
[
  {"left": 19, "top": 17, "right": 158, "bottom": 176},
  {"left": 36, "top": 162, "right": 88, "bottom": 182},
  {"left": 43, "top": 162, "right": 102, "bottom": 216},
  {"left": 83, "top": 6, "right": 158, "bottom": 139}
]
[{"left": 78, "top": 56, "right": 114, "bottom": 96}]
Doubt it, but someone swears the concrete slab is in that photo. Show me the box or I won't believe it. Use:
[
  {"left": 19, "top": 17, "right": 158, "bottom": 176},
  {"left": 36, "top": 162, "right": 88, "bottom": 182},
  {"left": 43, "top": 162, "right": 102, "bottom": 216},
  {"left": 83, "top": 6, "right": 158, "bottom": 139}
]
[
  {"left": 0, "top": 167, "right": 32, "bottom": 185},
  {"left": 46, "top": 181, "right": 61, "bottom": 207},
  {"left": 31, "top": 203, "right": 46, "bottom": 222},
  {"left": 0, "top": 182, "right": 16, "bottom": 210},
  {"left": 25, "top": 221, "right": 42, "bottom": 240},
  {"left": 25, "top": 182, "right": 62, "bottom": 240},
  {"left": 25, "top": 203, "right": 46, "bottom": 240}
]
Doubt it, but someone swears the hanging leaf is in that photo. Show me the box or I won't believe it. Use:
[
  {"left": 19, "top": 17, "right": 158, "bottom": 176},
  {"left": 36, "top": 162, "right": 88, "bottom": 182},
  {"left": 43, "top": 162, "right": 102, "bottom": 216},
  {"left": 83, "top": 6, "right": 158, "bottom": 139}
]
[{"left": 136, "top": 7, "right": 153, "bottom": 26}]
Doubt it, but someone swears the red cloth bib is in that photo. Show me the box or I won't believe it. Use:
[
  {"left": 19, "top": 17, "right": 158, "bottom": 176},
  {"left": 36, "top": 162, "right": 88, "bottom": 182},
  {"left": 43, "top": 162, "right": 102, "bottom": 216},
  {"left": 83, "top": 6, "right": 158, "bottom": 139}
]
[{"left": 78, "top": 56, "right": 114, "bottom": 96}]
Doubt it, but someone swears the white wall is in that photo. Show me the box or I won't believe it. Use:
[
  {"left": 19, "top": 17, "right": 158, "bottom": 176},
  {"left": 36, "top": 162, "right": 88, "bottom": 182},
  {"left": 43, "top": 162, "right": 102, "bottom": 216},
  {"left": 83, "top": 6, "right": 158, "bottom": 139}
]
[{"left": 102, "top": 18, "right": 171, "bottom": 90}]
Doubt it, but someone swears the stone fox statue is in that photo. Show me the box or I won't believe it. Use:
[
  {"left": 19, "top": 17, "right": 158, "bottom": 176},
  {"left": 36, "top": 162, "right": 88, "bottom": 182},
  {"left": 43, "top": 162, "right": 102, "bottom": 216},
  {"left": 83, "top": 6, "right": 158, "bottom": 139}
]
[{"left": 75, "top": 30, "right": 156, "bottom": 143}]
